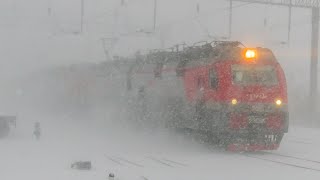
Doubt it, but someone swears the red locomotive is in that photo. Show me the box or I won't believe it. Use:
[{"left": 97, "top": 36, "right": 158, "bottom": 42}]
[{"left": 125, "top": 41, "right": 289, "bottom": 151}]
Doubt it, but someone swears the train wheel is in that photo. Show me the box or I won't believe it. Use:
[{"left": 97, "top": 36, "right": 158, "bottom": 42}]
[
  {"left": 206, "top": 132, "right": 221, "bottom": 145},
  {"left": 214, "top": 133, "right": 231, "bottom": 149},
  {"left": 275, "top": 133, "right": 284, "bottom": 144}
]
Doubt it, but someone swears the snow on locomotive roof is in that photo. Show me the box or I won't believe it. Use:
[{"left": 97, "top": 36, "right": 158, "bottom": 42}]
[{"left": 108, "top": 41, "right": 277, "bottom": 68}]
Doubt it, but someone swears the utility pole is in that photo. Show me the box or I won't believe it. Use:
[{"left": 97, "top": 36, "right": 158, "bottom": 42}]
[
  {"left": 153, "top": 0, "right": 157, "bottom": 31},
  {"left": 47, "top": 0, "right": 52, "bottom": 16},
  {"left": 287, "top": 0, "right": 292, "bottom": 45},
  {"left": 311, "top": 7, "right": 319, "bottom": 114},
  {"left": 230, "top": 0, "right": 319, "bottom": 122},
  {"left": 197, "top": 3, "right": 200, "bottom": 15},
  {"left": 229, "top": 0, "right": 233, "bottom": 39},
  {"left": 80, "top": 0, "right": 84, "bottom": 33}
]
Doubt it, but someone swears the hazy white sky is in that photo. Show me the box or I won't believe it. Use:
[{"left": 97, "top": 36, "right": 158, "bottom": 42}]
[{"left": 0, "top": 0, "right": 315, "bottom": 92}]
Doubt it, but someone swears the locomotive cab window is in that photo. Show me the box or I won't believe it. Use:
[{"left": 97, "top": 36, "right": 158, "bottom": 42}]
[
  {"left": 209, "top": 68, "right": 218, "bottom": 89},
  {"left": 232, "top": 65, "right": 278, "bottom": 86}
]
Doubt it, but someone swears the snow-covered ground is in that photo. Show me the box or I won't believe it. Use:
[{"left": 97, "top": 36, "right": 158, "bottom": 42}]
[{"left": 1, "top": 113, "right": 320, "bottom": 180}]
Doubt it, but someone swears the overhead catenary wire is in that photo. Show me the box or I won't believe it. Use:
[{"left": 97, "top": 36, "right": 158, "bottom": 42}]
[{"left": 158, "top": 2, "right": 253, "bottom": 28}]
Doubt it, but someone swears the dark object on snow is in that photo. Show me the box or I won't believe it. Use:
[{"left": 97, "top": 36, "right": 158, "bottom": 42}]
[
  {"left": 33, "top": 122, "right": 41, "bottom": 140},
  {"left": 71, "top": 161, "right": 92, "bottom": 170},
  {"left": 0, "top": 115, "right": 16, "bottom": 138},
  {"left": 108, "top": 173, "right": 115, "bottom": 180}
]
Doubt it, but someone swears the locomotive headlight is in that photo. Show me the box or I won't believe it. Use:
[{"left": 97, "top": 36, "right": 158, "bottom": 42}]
[
  {"left": 244, "top": 49, "right": 257, "bottom": 60},
  {"left": 231, "top": 98, "right": 238, "bottom": 105},
  {"left": 275, "top": 99, "right": 282, "bottom": 106}
]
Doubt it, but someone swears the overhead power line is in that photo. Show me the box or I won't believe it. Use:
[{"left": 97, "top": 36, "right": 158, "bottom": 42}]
[
  {"left": 233, "top": 0, "right": 320, "bottom": 8},
  {"left": 157, "top": 2, "right": 252, "bottom": 32}
]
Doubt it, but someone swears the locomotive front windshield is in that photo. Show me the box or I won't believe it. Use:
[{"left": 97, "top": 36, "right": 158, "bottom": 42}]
[{"left": 232, "top": 65, "right": 278, "bottom": 86}]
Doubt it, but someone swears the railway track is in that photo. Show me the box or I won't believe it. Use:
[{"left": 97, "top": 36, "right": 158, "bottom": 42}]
[
  {"left": 205, "top": 141, "right": 320, "bottom": 173},
  {"left": 146, "top": 156, "right": 174, "bottom": 167},
  {"left": 106, "top": 155, "right": 188, "bottom": 168},
  {"left": 244, "top": 152, "right": 320, "bottom": 172},
  {"left": 265, "top": 152, "right": 320, "bottom": 164},
  {"left": 105, "top": 155, "right": 144, "bottom": 167}
]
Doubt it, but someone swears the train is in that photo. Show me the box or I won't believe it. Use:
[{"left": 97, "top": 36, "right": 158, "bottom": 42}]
[{"left": 120, "top": 41, "right": 289, "bottom": 151}]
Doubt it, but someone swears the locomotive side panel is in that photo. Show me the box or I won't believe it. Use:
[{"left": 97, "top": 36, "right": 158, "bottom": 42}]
[{"left": 129, "top": 61, "right": 189, "bottom": 128}]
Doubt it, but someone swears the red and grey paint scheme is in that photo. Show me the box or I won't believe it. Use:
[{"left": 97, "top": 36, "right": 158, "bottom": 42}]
[{"left": 125, "top": 41, "right": 288, "bottom": 151}]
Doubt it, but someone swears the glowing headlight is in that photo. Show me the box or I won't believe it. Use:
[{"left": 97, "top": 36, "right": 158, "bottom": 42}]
[
  {"left": 231, "top": 98, "right": 238, "bottom": 105},
  {"left": 275, "top": 99, "right": 282, "bottom": 106},
  {"left": 243, "top": 49, "right": 258, "bottom": 60},
  {"left": 245, "top": 50, "right": 256, "bottom": 58}
]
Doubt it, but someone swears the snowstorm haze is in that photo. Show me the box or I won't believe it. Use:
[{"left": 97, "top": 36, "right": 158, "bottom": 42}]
[
  {"left": 0, "top": 0, "right": 320, "bottom": 180},
  {"left": 0, "top": 0, "right": 314, "bottom": 121}
]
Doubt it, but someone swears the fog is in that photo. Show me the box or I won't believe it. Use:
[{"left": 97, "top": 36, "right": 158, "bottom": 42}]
[
  {"left": 0, "top": 0, "right": 320, "bottom": 180},
  {"left": 0, "top": 0, "right": 316, "bottom": 124}
]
